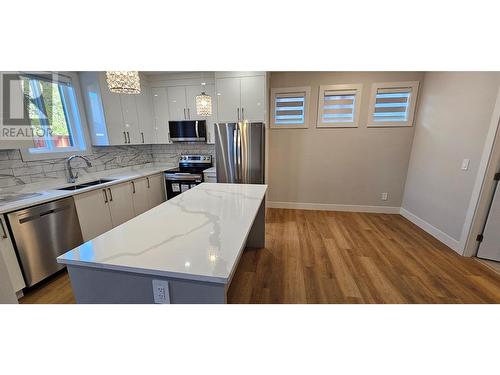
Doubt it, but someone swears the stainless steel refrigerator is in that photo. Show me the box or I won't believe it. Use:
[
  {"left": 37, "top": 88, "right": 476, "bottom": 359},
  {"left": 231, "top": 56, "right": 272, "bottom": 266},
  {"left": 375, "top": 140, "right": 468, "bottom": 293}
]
[{"left": 214, "top": 122, "right": 265, "bottom": 184}]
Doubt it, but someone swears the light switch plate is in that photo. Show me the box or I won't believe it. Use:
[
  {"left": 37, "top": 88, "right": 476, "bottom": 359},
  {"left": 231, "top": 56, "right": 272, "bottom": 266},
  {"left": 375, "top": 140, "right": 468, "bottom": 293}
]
[
  {"left": 152, "top": 279, "right": 170, "bottom": 304},
  {"left": 461, "top": 159, "right": 470, "bottom": 171},
  {"left": 381, "top": 192, "right": 388, "bottom": 201}
]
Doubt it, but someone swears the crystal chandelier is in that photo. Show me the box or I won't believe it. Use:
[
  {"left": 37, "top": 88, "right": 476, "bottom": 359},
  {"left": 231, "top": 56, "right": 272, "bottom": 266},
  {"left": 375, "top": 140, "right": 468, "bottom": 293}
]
[
  {"left": 196, "top": 82, "right": 212, "bottom": 116},
  {"left": 105, "top": 71, "right": 141, "bottom": 94}
]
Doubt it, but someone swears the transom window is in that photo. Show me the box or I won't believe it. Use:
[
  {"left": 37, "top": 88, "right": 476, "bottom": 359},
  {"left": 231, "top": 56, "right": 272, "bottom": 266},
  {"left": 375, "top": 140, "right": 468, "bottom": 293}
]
[
  {"left": 271, "top": 87, "right": 311, "bottom": 129},
  {"left": 317, "top": 84, "right": 363, "bottom": 128},
  {"left": 20, "top": 72, "right": 87, "bottom": 157},
  {"left": 367, "top": 81, "right": 419, "bottom": 127}
]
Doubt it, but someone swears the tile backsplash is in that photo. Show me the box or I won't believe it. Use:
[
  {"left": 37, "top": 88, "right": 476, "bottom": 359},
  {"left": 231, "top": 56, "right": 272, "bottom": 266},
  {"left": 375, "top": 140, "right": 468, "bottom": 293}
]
[{"left": 0, "top": 143, "right": 215, "bottom": 189}]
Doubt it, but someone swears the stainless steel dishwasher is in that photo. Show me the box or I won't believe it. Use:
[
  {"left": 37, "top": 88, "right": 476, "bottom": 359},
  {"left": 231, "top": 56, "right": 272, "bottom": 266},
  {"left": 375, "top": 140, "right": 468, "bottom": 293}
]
[{"left": 7, "top": 196, "right": 83, "bottom": 287}]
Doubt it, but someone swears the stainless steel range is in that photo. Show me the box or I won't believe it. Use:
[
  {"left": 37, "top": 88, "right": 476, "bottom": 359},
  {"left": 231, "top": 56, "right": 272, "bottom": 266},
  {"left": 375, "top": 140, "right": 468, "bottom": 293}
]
[{"left": 164, "top": 154, "right": 212, "bottom": 199}]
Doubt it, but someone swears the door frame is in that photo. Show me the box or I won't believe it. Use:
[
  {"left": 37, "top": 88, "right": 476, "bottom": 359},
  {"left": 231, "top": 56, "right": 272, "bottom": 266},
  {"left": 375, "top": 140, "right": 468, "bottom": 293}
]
[{"left": 462, "top": 86, "right": 500, "bottom": 257}]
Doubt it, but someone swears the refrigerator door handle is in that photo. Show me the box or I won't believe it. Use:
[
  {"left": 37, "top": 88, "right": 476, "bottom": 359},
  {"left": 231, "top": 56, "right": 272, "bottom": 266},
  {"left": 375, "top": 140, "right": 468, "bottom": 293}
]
[
  {"left": 233, "top": 126, "right": 239, "bottom": 182},
  {"left": 237, "top": 124, "right": 242, "bottom": 183}
]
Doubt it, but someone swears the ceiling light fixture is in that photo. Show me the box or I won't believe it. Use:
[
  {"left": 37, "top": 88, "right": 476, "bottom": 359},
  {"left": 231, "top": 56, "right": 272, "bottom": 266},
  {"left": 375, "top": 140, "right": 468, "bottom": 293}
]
[
  {"left": 196, "top": 80, "right": 212, "bottom": 116},
  {"left": 105, "top": 71, "right": 141, "bottom": 94}
]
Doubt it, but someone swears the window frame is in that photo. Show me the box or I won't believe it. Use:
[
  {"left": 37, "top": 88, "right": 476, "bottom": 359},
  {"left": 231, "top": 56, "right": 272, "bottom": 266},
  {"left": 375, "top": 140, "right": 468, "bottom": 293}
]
[
  {"left": 367, "top": 81, "right": 420, "bottom": 128},
  {"left": 19, "top": 72, "right": 91, "bottom": 161},
  {"left": 270, "top": 86, "right": 311, "bottom": 129},
  {"left": 316, "top": 83, "right": 363, "bottom": 128}
]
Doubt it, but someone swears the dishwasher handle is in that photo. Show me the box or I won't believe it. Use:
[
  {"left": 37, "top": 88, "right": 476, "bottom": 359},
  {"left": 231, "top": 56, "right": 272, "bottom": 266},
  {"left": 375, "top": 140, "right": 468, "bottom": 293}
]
[{"left": 18, "top": 205, "right": 70, "bottom": 224}]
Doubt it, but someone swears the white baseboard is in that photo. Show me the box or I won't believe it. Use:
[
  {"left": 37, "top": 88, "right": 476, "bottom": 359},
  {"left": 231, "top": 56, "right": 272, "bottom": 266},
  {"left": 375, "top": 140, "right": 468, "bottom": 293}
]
[
  {"left": 399, "top": 207, "right": 463, "bottom": 254},
  {"left": 267, "top": 201, "right": 400, "bottom": 214}
]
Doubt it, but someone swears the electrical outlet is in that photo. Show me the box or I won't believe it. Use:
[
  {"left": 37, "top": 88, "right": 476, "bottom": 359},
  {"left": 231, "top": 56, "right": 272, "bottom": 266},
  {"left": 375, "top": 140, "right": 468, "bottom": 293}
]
[
  {"left": 381, "top": 192, "right": 388, "bottom": 201},
  {"left": 152, "top": 279, "right": 170, "bottom": 304}
]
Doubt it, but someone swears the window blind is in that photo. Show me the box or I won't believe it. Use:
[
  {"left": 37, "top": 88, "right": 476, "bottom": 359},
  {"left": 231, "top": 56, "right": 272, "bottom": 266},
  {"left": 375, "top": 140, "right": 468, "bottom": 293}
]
[
  {"left": 274, "top": 92, "right": 306, "bottom": 125},
  {"left": 320, "top": 89, "right": 357, "bottom": 123},
  {"left": 373, "top": 87, "right": 412, "bottom": 122}
]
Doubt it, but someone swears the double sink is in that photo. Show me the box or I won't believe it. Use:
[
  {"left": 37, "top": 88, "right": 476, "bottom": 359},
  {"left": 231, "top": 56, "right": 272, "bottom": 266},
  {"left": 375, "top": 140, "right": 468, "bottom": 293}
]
[{"left": 57, "top": 178, "right": 116, "bottom": 191}]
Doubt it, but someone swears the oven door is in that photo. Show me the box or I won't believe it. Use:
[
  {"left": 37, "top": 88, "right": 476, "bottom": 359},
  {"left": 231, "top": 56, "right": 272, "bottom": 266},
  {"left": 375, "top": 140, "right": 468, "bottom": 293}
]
[
  {"left": 168, "top": 120, "right": 206, "bottom": 142},
  {"left": 165, "top": 173, "right": 203, "bottom": 199}
]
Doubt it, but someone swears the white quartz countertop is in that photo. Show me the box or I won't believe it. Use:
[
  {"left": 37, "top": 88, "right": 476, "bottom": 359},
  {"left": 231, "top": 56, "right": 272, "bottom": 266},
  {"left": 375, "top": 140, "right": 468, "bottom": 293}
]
[
  {"left": 57, "top": 183, "right": 267, "bottom": 284},
  {"left": 203, "top": 166, "right": 216, "bottom": 174},
  {"left": 0, "top": 163, "right": 175, "bottom": 214}
]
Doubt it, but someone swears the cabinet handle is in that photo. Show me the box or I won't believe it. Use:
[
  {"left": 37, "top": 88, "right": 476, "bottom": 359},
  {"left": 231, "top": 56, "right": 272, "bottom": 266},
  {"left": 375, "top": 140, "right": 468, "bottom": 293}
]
[
  {"left": 131, "top": 181, "right": 136, "bottom": 194},
  {"left": 237, "top": 108, "right": 240, "bottom": 121},
  {"left": 147, "top": 177, "right": 150, "bottom": 188},
  {"left": 103, "top": 189, "right": 108, "bottom": 203},
  {"left": 123, "top": 131, "right": 127, "bottom": 144},
  {"left": 183, "top": 108, "right": 187, "bottom": 119},
  {"left": 0, "top": 218, "right": 7, "bottom": 239},
  {"left": 241, "top": 107, "right": 245, "bottom": 120},
  {"left": 141, "top": 132, "right": 144, "bottom": 143},
  {"left": 108, "top": 188, "right": 113, "bottom": 201},
  {"left": 187, "top": 108, "right": 190, "bottom": 119},
  {"left": 127, "top": 132, "right": 131, "bottom": 144}
]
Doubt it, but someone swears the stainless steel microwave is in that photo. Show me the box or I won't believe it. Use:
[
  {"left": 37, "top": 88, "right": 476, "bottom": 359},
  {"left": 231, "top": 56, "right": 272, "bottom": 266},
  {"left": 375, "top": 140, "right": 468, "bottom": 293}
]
[{"left": 168, "top": 120, "right": 206, "bottom": 142}]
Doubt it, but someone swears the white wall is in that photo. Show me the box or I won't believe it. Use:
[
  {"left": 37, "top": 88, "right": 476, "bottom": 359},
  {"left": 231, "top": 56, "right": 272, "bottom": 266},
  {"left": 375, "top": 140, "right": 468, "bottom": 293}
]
[
  {"left": 402, "top": 72, "right": 500, "bottom": 253},
  {"left": 268, "top": 71, "right": 424, "bottom": 211}
]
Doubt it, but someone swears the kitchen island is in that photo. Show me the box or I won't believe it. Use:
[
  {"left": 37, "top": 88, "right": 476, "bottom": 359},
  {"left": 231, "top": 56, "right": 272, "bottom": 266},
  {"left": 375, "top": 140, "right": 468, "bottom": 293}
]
[{"left": 57, "top": 183, "right": 267, "bottom": 304}]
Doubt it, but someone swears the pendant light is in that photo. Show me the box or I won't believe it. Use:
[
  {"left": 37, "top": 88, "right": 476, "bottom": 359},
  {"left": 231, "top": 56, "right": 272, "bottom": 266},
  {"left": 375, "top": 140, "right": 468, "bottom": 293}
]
[
  {"left": 106, "top": 71, "right": 141, "bottom": 94},
  {"left": 196, "top": 77, "right": 212, "bottom": 116}
]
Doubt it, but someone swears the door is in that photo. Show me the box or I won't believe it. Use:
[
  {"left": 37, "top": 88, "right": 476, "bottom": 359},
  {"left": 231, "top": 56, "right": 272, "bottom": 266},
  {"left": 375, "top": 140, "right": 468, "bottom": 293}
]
[
  {"left": 478, "top": 177, "right": 500, "bottom": 261},
  {"left": 0, "top": 215, "right": 25, "bottom": 292},
  {"left": 240, "top": 76, "right": 266, "bottom": 122},
  {"left": 107, "top": 182, "right": 136, "bottom": 227},
  {"left": 131, "top": 178, "right": 151, "bottom": 215},
  {"left": 120, "top": 94, "right": 141, "bottom": 144},
  {"left": 167, "top": 86, "right": 187, "bottom": 121},
  {"left": 74, "top": 188, "right": 113, "bottom": 241},
  {"left": 215, "top": 123, "right": 238, "bottom": 183},
  {"left": 136, "top": 85, "right": 156, "bottom": 144},
  {"left": 148, "top": 173, "right": 166, "bottom": 208},
  {"left": 98, "top": 73, "right": 126, "bottom": 145},
  {"left": 216, "top": 77, "right": 241, "bottom": 122},
  {"left": 152, "top": 87, "right": 171, "bottom": 144},
  {"left": 238, "top": 122, "right": 265, "bottom": 184}
]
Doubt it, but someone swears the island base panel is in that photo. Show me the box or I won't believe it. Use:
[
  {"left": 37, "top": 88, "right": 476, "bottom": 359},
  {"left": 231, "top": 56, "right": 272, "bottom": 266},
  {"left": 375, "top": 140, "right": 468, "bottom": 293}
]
[
  {"left": 245, "top": 199, "right": 265, "bottom": 249},
  {"left": 67, "top": 265, "right": 226, "bottom": 304}
]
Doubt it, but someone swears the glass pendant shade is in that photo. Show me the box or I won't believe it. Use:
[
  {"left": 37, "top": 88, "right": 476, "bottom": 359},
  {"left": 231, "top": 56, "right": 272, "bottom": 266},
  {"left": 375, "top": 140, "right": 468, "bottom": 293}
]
[
  {"left": 106, "top": 71, "right": 141, "bottom": 94},
  {"left": 196, "top": 92, "right": 212, "bottom": 116}
]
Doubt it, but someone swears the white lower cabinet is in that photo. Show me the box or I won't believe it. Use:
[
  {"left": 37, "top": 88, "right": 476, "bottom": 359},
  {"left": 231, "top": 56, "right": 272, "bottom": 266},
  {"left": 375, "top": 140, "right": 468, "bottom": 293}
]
[
  {"left": 74, "top": 188, "right": 114, "bottom": 241},
  {"left": 107, "top": 182, "right": 136, "bottom": 227},
  {"left": 131, "top": 177, "right": 151, "bottom": 215},
  {"left": 75, "top": 174, "right": 166, "bottom": 242},
  {"left": 0, "top": 215, "right": 25, "bottom": 293},
  {"left": 147, "top": 173, "right": 166, "bottom": 208}
]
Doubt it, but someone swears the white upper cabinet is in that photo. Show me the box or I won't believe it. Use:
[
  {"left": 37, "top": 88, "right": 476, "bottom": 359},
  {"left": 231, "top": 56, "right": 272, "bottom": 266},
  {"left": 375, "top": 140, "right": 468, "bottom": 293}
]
[
  {"left": 135, "top": 84, "right": 156, "bottom": 144},
  {"left": 167, "top": 86, "right": 188, "bottom": 120},
  {"left": 151, "top": 87, "right": 171, "bottom": 144},
  {"left": 216, "top": 77, "right": 241, "bottom": 122},
  {"left": 240, "top": 76, "right": 266, "bottom": 122},
  {"left": 120, "top": 93, "right": 141, "bottom": 144},
  {"left": 80, "top": 72, "right": 169, "bottom": 145},
  {"left": 215, "top": 73, "right": 266, "bottom": 123}
]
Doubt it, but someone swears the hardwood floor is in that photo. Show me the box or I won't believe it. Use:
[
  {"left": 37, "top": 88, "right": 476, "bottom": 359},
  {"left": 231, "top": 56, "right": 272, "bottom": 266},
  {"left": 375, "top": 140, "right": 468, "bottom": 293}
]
[{"left": 20, "top": 208, "right": 500, "bottom": 304}]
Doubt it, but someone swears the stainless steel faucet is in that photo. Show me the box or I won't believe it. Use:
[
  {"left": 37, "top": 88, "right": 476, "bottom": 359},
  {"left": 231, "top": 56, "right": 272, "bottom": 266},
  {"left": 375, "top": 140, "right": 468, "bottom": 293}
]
[{"left": 66, "top": 155, "right": 92, "bottom": 183}]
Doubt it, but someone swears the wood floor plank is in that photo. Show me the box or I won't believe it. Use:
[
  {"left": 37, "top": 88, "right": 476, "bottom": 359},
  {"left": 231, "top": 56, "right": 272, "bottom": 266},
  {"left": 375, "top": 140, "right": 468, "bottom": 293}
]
[{"left": 19, "top": 208, "right": 500, "bottom": 304}]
